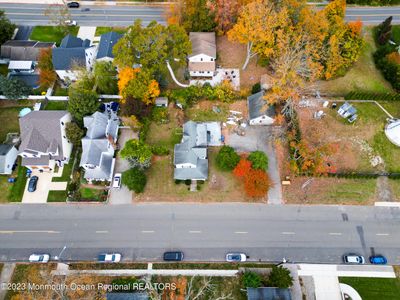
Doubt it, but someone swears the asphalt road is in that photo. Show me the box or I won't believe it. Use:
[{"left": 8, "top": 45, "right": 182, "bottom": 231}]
[
  {"left": 0, "top": 3, "right": 400, "bottom": 26},
  {"left": 0, "top": 3, "right": 166, "bottom": 26},
  {"left": 0, "top": 204, "right": 399, "bottom": 265}
]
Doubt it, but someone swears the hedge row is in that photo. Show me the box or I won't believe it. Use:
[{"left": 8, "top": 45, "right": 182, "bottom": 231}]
[
  {"left": 345, "top": 91, "right": 400, "bottom": 101},
  {"left": 347, "top": 0, "right": 400, "bottom": 5}
]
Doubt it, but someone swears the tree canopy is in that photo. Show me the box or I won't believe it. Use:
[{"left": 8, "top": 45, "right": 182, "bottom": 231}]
[
  {"left": 120, "top": 139, "right": 153, "bottom": 169},
  {"left": 113, "top": 20, "right": 191, "bottom": 77},
  {"left": 216, "top": 146, "right": 240, "bottom": 171},
  {"left": 122, "top": 168, "right": 147, "bottom": 193},
  {"left": 67, "top": 81, "right": 99, "bottom": 124},
  {"left": 0, "top": 10, "right": 16, "bottom": 45},
  {"left": 65, "top": 122, "right": 84, "bottom": 147},
  {"left": 93, "top": 61, "right": 118, "bottom": 94},
  {"left": 0, "top": 75, "right": 32, "bottom": 100}
]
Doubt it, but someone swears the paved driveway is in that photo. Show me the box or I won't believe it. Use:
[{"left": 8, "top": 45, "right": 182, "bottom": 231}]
[
  {"left": 227, "top": 126, "right": 283, "bottom": 204},
  {"left": 77, "top": 26, "right": 96, "bottom": 44},
  {"left": 21, "top": 168, "right": 67, "bottom": 204},
  {"left": 109, "top": 128, "right": 137, "bottom": 205}
]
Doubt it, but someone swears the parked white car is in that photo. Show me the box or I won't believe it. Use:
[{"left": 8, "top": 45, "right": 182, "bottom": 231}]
[
  {"left": 29, "top": 254, "right": 50, "bottom": 263},
  {"left": 65, "top": 20, "right": 77, "bottom": 26},
  {"left": 98, "top": 253, "right": 121, "bottom": 263},
  {"left": 226, "top": 253, "right": 247, "bottom": 262},
  {"left": 113, "top": 173, "right": 122, "bottom": 189}
]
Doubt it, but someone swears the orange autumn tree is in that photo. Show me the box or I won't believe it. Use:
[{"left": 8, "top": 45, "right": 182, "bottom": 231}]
[
  {"left": 244, "top": 169, "right": 271, "bottom": 198},
  {"left": 118, "top": 67, "right": 160, "bottom": 105},
  {"left": 37, "top": 48, "right": 56, "bottom": 89},
  {"left": 233, "top": 158, "right": 252, "bottom": 178}
]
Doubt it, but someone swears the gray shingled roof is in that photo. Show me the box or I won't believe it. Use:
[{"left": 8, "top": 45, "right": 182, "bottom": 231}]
[
  {"left": 81, "top": 139, "right": 109, "bottom": 166},
  {"left": 96, "top": 31, "right": 123, "bottom": 59},
  {"left": 189, "top": 32, "right": 216, "bottom": 58},
  {"left": 174, "top": 159, "right": 208, "bottom": 180},
  {"left": 19, "top": 111, "right": 68, "bottom": 162},
  {"left": 83, "top": 153, "right": 114, "bottom": 181},
  {"left": 247, "top": 91, "right": 275, "bottom": 120},
  {"left": 52, "top": 47, "right": 86, "bottom": 70},
  {"left": 60, "top": 34, "right": 90, "bottom": 48},
  {"left": 0, "top": 144, "right": 14, "bottom": 173},
  {"left": 83, "top": 111, "right": 119, "bottom": 140}
]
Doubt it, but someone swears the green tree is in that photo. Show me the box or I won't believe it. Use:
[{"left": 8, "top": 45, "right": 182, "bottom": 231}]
[
  {"left": 65, "top": 122, "right": 84, "bottom": 147},
  {"left": 267, "top": 266, "right": 293, "bottom": 288},
  {"left": 216, "top": 145, "right": 240, "bottom": 171},
  {"left": 242, "top": 271, "right": 262, "bottom": 288},
  {"left": 0, "top": 75, "right": 32, "bottom": 100},
  {"left": 0, "top": 10, "right": 16, "bottom": 45},
  {"left": 122, "top": 168, "right": 147, "bottom": 193},
  {"left": 120, "top": 139, "right": 152, "bottom": 169},
  {"left": 170, "top": 0, "right": 216, "bottom": 32},
  {"left": 67, "top": 85, "right": 98, "bottom": 124},
  {"left": 122, "top": 70, "right": 160, "bottom": 105},
  {"left": 93, "top": 61, "right": 118, "bottom": 94},
  {"left": 113, "top": 20, "right": 191, "bottom": 77},
  {"left": 248, "top": 151, "right": 268, "bottom": 170}
]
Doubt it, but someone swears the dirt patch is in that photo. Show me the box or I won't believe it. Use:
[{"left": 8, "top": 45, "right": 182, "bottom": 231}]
[{"left": 217, "top": 35, "right": 266, "bottom": 89}]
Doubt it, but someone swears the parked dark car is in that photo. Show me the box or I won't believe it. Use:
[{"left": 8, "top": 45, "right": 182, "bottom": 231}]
[
  {"left": 369, "top": 255, "right": 387, "bottom": 265},
  {"left": 67, "top": 2, "right": 79, "bottom": 8},
  {"left": 28, "top": 176, "right": 38, "bottom": 192},
  {"left": 163, "top": 251, "right": 184, "bottom": 261}
]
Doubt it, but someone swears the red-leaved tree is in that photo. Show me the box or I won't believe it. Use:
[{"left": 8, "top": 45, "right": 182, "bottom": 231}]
[
  {"left": 233, "top": 158, "right": 252, "bottom": 178},
  {"left": 244, "top": 169, "right": 271, "bottom": 198}
]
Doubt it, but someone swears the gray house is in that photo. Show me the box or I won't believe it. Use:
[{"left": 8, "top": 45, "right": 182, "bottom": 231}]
[
  {"left": 248, "top": 91, "right": 275, "bottom": 126},
  {"left": 0, "top": 144, "right": 18, "bottom": 175},
  {"left": 96, "top": 31, "right": 123, "bottom": 62},
  {"left": 174, "top": 121, "right": 221, "bottom": 181},
  {"left": 247, "top": 287, "right": 292, "bottom": 300},
  {"left": 1, "top": 40, "right": 55, "bottom": 61},
  {"left": 80, "top": 109, "right": 119, "bottom": 182}
]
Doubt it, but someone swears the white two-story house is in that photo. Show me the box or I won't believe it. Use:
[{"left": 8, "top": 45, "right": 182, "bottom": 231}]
[
  {"left": 52, "top": 34, "right": 97, "bottom": 82},
  {"left": 19, "top": 111, "right": 72, "bottom": 172},
  {"left": 80, "top": 109, "right": 119, "bottom": 182},
  {"left": 188, "top": 32, "right": 216, "bottom": 78}
]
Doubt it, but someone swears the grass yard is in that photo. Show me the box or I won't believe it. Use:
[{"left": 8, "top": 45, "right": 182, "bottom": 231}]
[
  {"left": 137, "top": 147, "right": 251, "bottom": 202},
  {"left": 69, "top": 262, "right": 148, "bottom": 270},
  {"left": 95, "top": 26, "right": 127, "bottom": 36},
  {"left": 339, "top": 277, "right": 400, "bottom": 300},
  {"left": 7, "top": 163, "right": 28, "bottom": 202},
  {"left": 47, "top": 190, "right": 67, "bottom": 202},
  {"left": 186, "top": 101, "right": 230, "bottom": 122},
  {"left": 53, "top": 83, "right": 69, "bottom": 96},
  {"left": 152, "top": 262, "right": 273, "bottom": 270},
  {"left": 284, "top": 177, "right": 377, "bottom": 205},
  {"left": 0, "top": 64, "right": 8, "bottom": 76},
  {"left": 0, "top": 107, "right": 22, "bottom": 143},
  {"left": 392, "top": 25, "right": 400, "bottom": 44},
  {"left": 0, "top": 176, "right": 12, "bottom": 203},
  {"left": 317, "top": 26, "right": 393, "bottom": 95},
  {"left": 30, "top": 26, "right": 79, "bottom": 46},
  {"left": 44, "top": 101, "right": 68, "bottom": 110},
  {"left": 389, "top": 179, "right": 400, "bottom": 201},
  {"left": 52, "top": 150, "right": 76, "bottom": 182},
  {"left": 79, "top": 187, "right": 106, "bottom": 201}
]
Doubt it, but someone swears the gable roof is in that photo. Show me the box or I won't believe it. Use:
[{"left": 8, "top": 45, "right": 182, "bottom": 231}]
[
  {"left": 247, "top": 91, "right": 275, "bottom": 120},
  {"left": 189, "top": 32, "right": 216, "bottom": 58},
  {"left": 19, "top": 111, "right": 68, "bottom": 161},
  {"left": 60, "top": 34, "right": 90, "bottom": 48},
  {"left": 83, "top": 111, "right": 119, "bottom": 140},
  {"left": 96, "top": 31, "right": 123, "bottom": 59},
  {"left": 1, "top": 40, "right": 55, "bottom": 61},
  {"left": 0, "top": 144, "right": 13, "bottom": 156},
  {"left": 52, "top": 47, "right": 86, "bottom": 70}
]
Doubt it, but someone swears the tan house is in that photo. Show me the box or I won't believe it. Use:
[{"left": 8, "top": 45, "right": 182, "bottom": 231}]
[{"left": 188, "top": 32, "right": 216, "bottom": 78}]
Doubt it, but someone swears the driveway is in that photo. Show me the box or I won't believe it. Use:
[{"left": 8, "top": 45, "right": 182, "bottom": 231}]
[
  {"left": 108, "top": 127, "right": 137, "bottom": 205},
  {"left": 21, "top": 168, "right": 67, "bottom": 204},
  {"left": 227, "top": 126, "right": 283, "bottom": 204},
  {"left": 77, "top": 26, "right": 96, "bottom": 44}
]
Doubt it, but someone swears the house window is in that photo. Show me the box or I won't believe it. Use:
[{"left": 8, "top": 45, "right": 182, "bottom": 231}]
[
  {"left": 61, "top": 122, "right": 64, "bottom": 125},
  {"left": 211, "top": 58, "right": 214, "bottom": 61},
  {"left": 63, "top": 136, "right": 66, "bottom": 139},
  {"left": 200, "top": 58, "right": 203, "bottom": 61}
]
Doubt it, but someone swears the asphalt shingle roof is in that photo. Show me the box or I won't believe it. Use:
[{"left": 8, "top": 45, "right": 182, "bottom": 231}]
[
  {"left": 189, "top": 32, "right": 216, "bottom": 58},
  {"left": 247, "top": 91, "right": 275, "bottom": 120},
  {"left": 52, "top": 47, "right": 86, "bottom": 70},
  {"left": 60, "top": 34, "right": 90, "bottom": 48},
  {"left": 96, "top": 31, "right": 123, "bottom": 59}
]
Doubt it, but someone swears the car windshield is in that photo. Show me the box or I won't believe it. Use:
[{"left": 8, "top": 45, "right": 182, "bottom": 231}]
[{"left": 229, "top": 255, "right": 240, "bottom": 260}]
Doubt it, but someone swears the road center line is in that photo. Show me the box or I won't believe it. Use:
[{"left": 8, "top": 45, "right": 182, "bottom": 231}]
[
  {"left": 281, "top": 232, "right": 295, "bottom": 235},
  {"left": 329, "top": 232, "right": 342, "bottom": 236},
  {"left": 189, "top": 230, "right": 202, "bottom": 233},
  {"left": 0, "top": 230, "right": 60, "bottom": 234},
  {"left": 141, "top": 230, "right": 155, "bottom": 233},
  {"left": 376, "top": 233, "right": 389, "bottom": 236},
  {"left": 234, "top": 231, "right": 248, "bottom": 234},
  {"left": 95, "top": 231, "right": 108, "bottom": 234}
]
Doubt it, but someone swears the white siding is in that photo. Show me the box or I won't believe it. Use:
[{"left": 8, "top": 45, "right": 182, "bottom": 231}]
[
  {"left": 60, "top": 113, "right": 73, "bottom": 163},
  {"left": 1, "top": 146, "right": 18, "bottom": 175},
  {"left": 189, "top": 54, "right": 215, "bottom": 62},
  {"left": 249, "top": 115, "right": 274, "bottom": 126}
]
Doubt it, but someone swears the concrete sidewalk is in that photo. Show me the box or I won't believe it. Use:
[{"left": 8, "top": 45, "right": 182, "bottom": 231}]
[{"left": 0, "top": 263, "right": 15, "bottom": 300}]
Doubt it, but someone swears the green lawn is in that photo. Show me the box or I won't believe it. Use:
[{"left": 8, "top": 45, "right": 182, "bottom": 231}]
[
  {"left": 389, "top": 179, "right": 400, "bottom": 201},
  {"left": 95, "top": 26, "right": 127, "bottom": 36},
  {"left": 47, "top": 190, "right": 67, "bottom": 202},
  {"left": 52, "top": 149, "right": 75, "bottom": 182},
  {"left": 8, "top": 164, "right": 28, "bottom": 202},
  {"left": 0, "top": 64, "right": 8, "bottom": 76},
  {"left": 326, "top": 178, "right": 378, "bottom": 204},
  {"left": 317, "top": 26, "right": 393, "bottom": 95},
  {"left": 186, "top": 104, "right": 229, "bottom": 122},
  {"left": 79, "top": 187, "right": 106, "bottom": 201},
  {"left": 339, "top": 277, "right": 400, "bottom": 300},
  {"left": 53, "top": 83, "right": 69, "bottom": 96},
  {"left": 44, "top": 101, "right": 68, "bottom": 110},
  {"left": 392, "top": 25, "right": 400, "bottom": 44},
  {"left": 30, "top": 26, "right": 79, "bottom": 46},
  {"left": 372, "top": 131, "right": 400, "bottom": 172},
  {"left": 0, "top": 107, "right": 22, "bottom": 143}
]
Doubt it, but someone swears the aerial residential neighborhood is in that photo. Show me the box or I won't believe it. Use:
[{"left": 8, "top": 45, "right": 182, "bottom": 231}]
[{"left": 0, "top": 0, "right": 399, "bottom": 299}]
